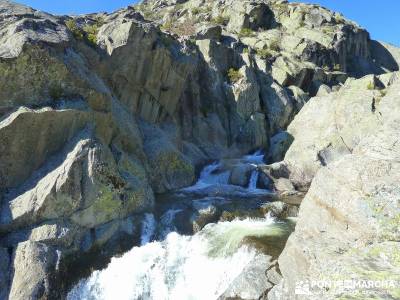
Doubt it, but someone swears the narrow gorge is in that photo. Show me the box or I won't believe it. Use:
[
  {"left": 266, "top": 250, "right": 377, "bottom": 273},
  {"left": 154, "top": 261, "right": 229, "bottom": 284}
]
[{"left": 0, "top": 0, "right": 399, "bottom": 299}]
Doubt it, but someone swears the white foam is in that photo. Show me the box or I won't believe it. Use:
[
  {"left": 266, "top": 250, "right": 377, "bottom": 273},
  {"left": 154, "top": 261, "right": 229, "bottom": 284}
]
[
  {"left": 140, "top": 213, "right": 156, "bottom": 246},
  {"left": 67, "top": 217, "right": 281, "bottom": 300},
  {"left": 247, "top": 170, "right": 259, "bottom": 190}
]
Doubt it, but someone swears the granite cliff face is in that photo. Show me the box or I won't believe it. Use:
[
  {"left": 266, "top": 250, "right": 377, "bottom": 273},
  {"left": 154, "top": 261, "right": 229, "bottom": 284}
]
[
  {"left": 0, "top": 0, "right": 399, "bottom": 299},
  {"left": 268, "top": 72, "right": 400, "bottom": 299}
]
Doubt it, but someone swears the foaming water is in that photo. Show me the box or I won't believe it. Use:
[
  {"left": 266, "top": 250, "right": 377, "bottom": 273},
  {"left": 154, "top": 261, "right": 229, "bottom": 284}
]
[
  {"left": 184, "top": 162, "right": 230, "bottom": 192},
  {"left": 182, "top": 150, "right": 272, "bottom": 197},
  {"left": 140, "top": 213, "right": 156, "bottom": 246},
  {"left": 247, "top": 170, "right": 259, "bottom": 190},
  {"left": 243, "top": 149, "right": 265, "bottom": 164},
  {"left": 67, "top": 150, "right": 290, "bottom": 300},
  {"left": 67, "top": 215, "right": 288, "bottom": 300}
]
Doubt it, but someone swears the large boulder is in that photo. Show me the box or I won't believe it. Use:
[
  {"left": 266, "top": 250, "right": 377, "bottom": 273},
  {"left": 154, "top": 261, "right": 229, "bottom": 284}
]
[
  {"left": 270, "top": 75, "right": 400, "bottom": 299},
  {"left": 283, "top": 74, "right": 387, "bottom": 187},
  {"left": 1, "top": 129, "right": 154, "bottom": 233},
  {"left": 140, "top": 122, "right": 195, "bottom": 193},
  {"left": 0, "top": 106, "right": 89, "bottom": 190},
  {"left": 0, "top": 1, "right": 69, "bottom": 59},
  {"left": 9, "top": 241, "right": 58, "bottom": 300}
]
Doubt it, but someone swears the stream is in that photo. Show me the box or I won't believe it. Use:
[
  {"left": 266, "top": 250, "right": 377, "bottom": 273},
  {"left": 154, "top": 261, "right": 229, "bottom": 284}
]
[{"left": 67, "top": 151, "right": 296, "bottom": 300}]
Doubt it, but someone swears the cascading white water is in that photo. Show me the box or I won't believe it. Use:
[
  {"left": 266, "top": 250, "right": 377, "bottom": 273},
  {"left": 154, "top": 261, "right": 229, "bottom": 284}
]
[
  {"left": 243, "top": 150, "right": 265, "bottom": 164},
  {"left": 197, "top": 162, "right": 230, "bottom": 185},
  {"left": 140, "top": 213, "right": 156, "bottom": 246},
  {"left": 67, "top": 215, "right": 285, "bottom": 300},
  {"left": 247, "top": 170, "right": 259, "bottom": 190},
  {"left": 159, "top": 209, "right": 183, "bottom": 239},
  {"left": 183, "top": 162, "right": 230, "bottom": 192},
  {"left": 67, "top": 149, "right": 286, "bottom": 300}
]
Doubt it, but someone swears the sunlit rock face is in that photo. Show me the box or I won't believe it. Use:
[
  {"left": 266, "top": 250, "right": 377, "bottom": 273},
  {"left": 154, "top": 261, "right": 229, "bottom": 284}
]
[
  {"left": 268, "top": 73, "right": 400, "bottom": 300},
  {"left": 0, "top": 0, "right": 399, "bottom": 299}
]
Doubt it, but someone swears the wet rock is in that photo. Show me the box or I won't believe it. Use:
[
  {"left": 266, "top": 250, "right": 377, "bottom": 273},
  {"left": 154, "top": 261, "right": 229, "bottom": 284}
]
[
  {"left": 229, "top": 164, "right": 254, "bottom": 187},
  {"left": 220, "top": 253, "right": 273, "bottom": 300},
  {"left": 191, "top": 202, "right": 220, "bottom": 232},
  {"left": 261, "top": 201, "right": 299, "bottom": 219}
]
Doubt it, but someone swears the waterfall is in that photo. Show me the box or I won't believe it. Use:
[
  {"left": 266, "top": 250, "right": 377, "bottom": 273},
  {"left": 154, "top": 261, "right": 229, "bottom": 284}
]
[
  {"left": 159, "top": 209, "right": 183, "bottom": 239},
  {"left": 67, "top": 217, "right": 291, "bottom": 300},
  {"left": 182, "top": 149, "right": 273, "bottom": 197},
  {"left": 66, "top": 148, "right": 291, "bottom": 300},
  {"left": 247, "top": 170, "right": 259, "bottom": 190},
  {"left": 140, "top": 214, "right": 156, "bottom": 246},
  {"left": 243, "top": 150, "right": 265, "bottom": 164},
  {"left": 198, "top": 162, "right": 230, "bottom": 185},
  {"left": 184, "top": 162, "right": 230, "bottom": 191}
]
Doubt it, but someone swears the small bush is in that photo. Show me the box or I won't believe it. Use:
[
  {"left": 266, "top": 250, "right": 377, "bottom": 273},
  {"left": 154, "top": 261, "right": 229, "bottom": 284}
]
[
  {"left": 212, "top": 15, "right": 229, "bottom": 25},
  {"left": 227, "top": 68, "right": 243, "bottom": 83},
  {"left": 160, "top": 20, "right": 173, "bottom": 31},
  {"left": 256, "top": 48, "right": 273, "bottom": 59},
  {"left": 243, "top": 47, "right": 249, "bottom": 54},
  {"left": 238, "top": 28, "right": 255, "bottom": 38},
  {"left": 333, "top": 64, "right": 341, "bottom": 71},
  {"left": 65, "top": 19, "right": 83, "bottom": 40},
  {"left": 269, "top": 40, "right": 280, "bottom": 52},
  {"left": 83, "top": 24, "right": 99, "bottom": 46},
  {"left": 49, "top": 83, "right": 64, "bottom": 100},
  {"left": 191, "top": 8, "right": 201, "bottom": 15},
  {"left": 335, "top": 14, "right": 345, "bottom": 24}
]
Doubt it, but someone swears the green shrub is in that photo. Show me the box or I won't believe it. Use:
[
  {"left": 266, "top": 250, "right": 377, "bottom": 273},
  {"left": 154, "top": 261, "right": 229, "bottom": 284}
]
[
  {"left": 243, "top": 47, "right": 249, "bottom": 54},
  {"left": 335, "top": 14, "right": 345, "bottom": 24},
  {"left": 269, "top": 40, "right": 280, "bottom": 52},
  {"left": 238, "top": 28, "right": 255, "bottom": 38},
  {"left": 227, "top": 68, "right": 243, "bottom": 83},
  {"left": 256, "top": 48, "right": 273, "bottom": 59},
  {"left": 65, "top": 19, "right": 83, "bottom": 40},
  {"left": 160, "top": 20, "right": 173, "bottom": 31},
  {"left": 212, "top": 15, "right": 229, "bottom": 25},
  {"left": 333, "top": 64, "right": 341, "bottom": 71},
  {"left": 191, "top": 8, "right": 201, "bottom": 15},
  {"left": 49, "top": 83, "right": 64, "bottom": 100},
  {"left": 83, "top": 24, "right": 99, "bottom": 46}
]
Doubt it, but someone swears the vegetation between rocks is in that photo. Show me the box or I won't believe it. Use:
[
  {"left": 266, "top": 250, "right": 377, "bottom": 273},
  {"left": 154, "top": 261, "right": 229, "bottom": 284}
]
[{"left": 227, "top": 68, "right": 243, "bottom": 83}]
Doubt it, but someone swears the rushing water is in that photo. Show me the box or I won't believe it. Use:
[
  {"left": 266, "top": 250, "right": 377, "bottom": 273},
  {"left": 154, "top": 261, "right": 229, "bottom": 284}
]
[
  {"left": 67, "top": 150, "right": 296, "bottom": 300},
  {"left": 247, "top": 170, "right": 259, "bottom": 190}
]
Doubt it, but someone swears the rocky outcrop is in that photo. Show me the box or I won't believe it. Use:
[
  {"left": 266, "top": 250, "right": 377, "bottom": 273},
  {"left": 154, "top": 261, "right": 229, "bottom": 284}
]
[
  {"left": 268, "top": 74, "right": 400, "bottom": 299},
  {"left": 0, "top": 0, "right": 399, "bottom": 299}
]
